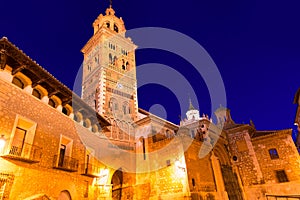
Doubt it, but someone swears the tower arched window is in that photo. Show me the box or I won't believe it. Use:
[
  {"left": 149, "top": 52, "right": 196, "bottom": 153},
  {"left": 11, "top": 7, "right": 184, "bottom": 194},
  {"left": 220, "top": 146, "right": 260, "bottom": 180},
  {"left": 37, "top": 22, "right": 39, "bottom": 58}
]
[
  {"left": 122, "top": 102, "right": 129, "bottom": 115},
  {"left": 113, "top": 56, "right": 117, "bottom": 65},
  {"left": 109, "top": 53, "right": 113, "bottom": 64},
  {"left": 123, "top": 104, "right": 127, "bottom": 114},
  {"left": 109, "top": 100, "right": 113, "bottom": 111},
  {"left": 122, "top": 59, "right": 126, "bottom": 70},
  {"left": 106, "top": 22, "right": 110, "bottom": 28},
  {"left": 12, "top": 77, "right": 24, "bottom": 89},
  {"left": 114, "top": 24, "right": 119, "bottom": 33}
]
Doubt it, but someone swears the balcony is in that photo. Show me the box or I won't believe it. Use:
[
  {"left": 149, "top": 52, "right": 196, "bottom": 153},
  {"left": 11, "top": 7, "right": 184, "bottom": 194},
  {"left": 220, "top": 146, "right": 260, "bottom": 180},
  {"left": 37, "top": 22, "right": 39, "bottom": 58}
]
[
  {"left": 1, "top": 142, "right": 42, "bottom": 163},
  {"left": 53, "top": 155, "right": 79, "bottom": 172},
  {"left": 81, "top": 163, "right": 101, "bottom": 178}
]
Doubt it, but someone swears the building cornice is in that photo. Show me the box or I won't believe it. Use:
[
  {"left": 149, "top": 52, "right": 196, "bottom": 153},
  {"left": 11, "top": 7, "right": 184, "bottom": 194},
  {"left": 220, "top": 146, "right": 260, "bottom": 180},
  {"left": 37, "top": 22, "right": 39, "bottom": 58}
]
[{"left": 0, "top": 37, "right": 110, "bottom": 128}]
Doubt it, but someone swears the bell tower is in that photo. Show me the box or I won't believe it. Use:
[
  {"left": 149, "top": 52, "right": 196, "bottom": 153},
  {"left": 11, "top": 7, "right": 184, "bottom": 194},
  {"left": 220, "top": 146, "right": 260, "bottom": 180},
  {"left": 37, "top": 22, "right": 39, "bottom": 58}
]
[{"left": 81, "top": 5, "right": 138, "bottom": 123}]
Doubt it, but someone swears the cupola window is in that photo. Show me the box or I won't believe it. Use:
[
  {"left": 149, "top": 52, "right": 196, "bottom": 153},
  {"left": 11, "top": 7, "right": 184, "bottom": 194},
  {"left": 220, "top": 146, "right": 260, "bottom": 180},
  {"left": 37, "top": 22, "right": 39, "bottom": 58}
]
[{"left": 114, "top": 24, "right": 119, "bottom": 33}]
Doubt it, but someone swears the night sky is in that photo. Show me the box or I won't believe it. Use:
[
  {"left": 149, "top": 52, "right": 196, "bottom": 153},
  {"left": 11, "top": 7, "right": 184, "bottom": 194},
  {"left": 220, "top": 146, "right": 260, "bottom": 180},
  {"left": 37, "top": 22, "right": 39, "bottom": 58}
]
[{"left": 0, "top": 0, "right": 299, "bottom": 132}]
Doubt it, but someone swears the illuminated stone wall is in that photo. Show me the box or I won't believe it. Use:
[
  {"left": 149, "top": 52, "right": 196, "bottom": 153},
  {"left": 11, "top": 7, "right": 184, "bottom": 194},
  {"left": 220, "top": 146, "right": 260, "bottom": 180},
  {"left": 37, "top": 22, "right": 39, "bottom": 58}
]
[
  {"left": 245, "top": 130, "right": 300, "bottom": 199},
  {"left": 135, "top": 135, "right": 190, "bottom": 200},
  {"left": 227, "top": 128, "right": 263, "bottom": 186},
  {"left": 0, "top": 77, "right": 104, "bottom": 199}
]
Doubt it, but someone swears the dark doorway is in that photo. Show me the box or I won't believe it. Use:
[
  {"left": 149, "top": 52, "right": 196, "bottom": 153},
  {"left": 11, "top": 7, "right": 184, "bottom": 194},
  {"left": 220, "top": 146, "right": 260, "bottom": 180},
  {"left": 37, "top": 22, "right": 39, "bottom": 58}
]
[
  {"left": 111, "top": 169, "right": 123, "bottom": 200},
  {"left": 10, "top": 127, "right": 26, "bottom": 156},
  {"left": 58, "top": 144, "right": 66, "bottom": 167},
  {"left": 221, "top": 165, "right": 244, "bottom": 200}
]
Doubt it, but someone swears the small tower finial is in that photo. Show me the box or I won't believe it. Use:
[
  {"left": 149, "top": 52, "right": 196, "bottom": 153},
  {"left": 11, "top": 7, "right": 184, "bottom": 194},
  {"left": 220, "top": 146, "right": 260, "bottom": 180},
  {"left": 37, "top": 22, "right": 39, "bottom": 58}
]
[
  {"left": 188, "top": 97, "right": 195, "bottom": 111},
  {"left": 109, "top": 0, "right": 112, "bottom": 7}
]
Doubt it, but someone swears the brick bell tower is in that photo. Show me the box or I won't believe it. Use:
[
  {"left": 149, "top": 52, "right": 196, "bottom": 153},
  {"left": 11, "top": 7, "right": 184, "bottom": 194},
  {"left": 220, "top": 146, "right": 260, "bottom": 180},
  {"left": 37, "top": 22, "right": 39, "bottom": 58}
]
[{"left": 81, "top": 5, "right": 138, "bottom": 125}]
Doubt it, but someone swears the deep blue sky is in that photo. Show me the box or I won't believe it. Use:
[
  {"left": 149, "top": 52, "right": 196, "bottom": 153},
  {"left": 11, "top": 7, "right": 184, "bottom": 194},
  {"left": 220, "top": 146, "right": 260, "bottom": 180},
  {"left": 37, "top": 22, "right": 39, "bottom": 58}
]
[{"left": 0, "top": 0, "right": 299, "bottom": 131}]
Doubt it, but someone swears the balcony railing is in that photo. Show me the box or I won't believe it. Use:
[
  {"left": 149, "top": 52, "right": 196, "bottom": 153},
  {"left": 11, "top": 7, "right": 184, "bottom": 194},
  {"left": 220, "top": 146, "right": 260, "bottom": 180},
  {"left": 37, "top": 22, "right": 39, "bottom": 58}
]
[
  {"left": 1, "top": 142, "right": 42, "bottom": 163},
  {"left": 53, "top": 155, "right": 79, "bottom": 172},
  {"left": 81, "top": 163, "right": 101, "bottom": 178}
]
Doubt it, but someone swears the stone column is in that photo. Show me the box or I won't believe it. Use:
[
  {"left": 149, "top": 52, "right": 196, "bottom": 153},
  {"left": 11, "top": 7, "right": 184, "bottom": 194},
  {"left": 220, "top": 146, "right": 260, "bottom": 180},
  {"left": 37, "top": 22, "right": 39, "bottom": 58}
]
[
  {"left": 0, "top": 70, "right": 13, "bottom": 82},
  {"left": 24, "top": 84, "right": 33, "bottom": 94},
  {"left": 210, "top": 151, "right": 229, "bottom": 200}
]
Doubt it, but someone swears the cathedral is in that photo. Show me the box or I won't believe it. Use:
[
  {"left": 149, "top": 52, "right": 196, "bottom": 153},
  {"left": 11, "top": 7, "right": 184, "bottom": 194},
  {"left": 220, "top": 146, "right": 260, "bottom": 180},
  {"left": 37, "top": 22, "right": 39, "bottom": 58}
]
[{"left": 0, "top": 5, "right": 299, "bottom": 200}]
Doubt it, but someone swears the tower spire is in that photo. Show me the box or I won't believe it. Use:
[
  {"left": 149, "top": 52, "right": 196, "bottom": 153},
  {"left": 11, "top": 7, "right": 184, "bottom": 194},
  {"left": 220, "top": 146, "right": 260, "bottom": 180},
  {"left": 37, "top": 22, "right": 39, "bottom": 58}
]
[
  {"left": 188, "top": 97, "right": 195, "bottom": 111},
  {"left": 186, "top": 97, "right": 200, "bottom": 121},
  {"left": 109, "top": 0, "right": 112, "bottom": 7}
]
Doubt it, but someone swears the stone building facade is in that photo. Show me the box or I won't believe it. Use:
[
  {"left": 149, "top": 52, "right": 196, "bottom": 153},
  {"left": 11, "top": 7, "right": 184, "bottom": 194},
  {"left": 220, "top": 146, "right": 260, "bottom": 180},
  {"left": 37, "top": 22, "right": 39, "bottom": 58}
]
[{"left": 0, "top": 5, "right": 299, "bottom": 200}]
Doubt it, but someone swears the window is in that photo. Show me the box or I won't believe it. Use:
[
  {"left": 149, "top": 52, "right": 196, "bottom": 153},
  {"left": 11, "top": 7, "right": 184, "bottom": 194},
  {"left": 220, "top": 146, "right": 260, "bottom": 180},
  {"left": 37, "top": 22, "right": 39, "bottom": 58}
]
[
  {"left": 10, "top": 127, "right": 26, "bottom": 156},
  {"left": 8, "top": 115, "right": 38, "bottom": 160},
  {"left": 276, "top": 170, "right": 289, "bottom": 183},
  {"left": 128, "top": 106, "right": 131, "bottom": 114},
  {"left": 48, "top": 99, "right": 56, "bottom": 108},
  {"left": 106, "top": 22, "right": 110, "bottom": 28},
  {"left": 74, "top": 114, "right": 80, "bottom": 122},
  {"left": 109, "top": 101, "right": 113, "bottom": 111},
  {"left": 12, "top": 77, "right": 24, "bottom": 89},
  {"left": 32, "top": 89, "right": 41, "bottom": 99},
  {"left": 83, "top": 119, "right": 91, "bottom": 128},
  {"left": 58, "top": 144, "right": 66, "bottom": 167},
  {"left": 109, "top": 53, "right": 113, "bottom": 64},
  {"left": 62, "top": 107, "right": 68, "bottom": 115},
  {"left": 142, "top": 138, "right": 146, "bottom": 160},
  {"left": 123, "top": 104, "right": 127, "bottom": 114},
  {"left": 122, "top": 102, "right": 129, "bottom": 115},
  {"left": 55, "top": 135, "right": 77, "bottom": 171},
  {"left": 192, "top": 178, "right": 195, "bottom": 187},
  {"left": 122, "top": 59, "right": 126, "bottom": 70},
  {"left": 114, "top": 24, "right": 119, "bottom": 33},
  {"left": 113, "top": 56, "right": 117, "bottom": 65},
  {"left": 269, "top": 148, "right": 279, "bottom": 159},
  {"left": 92, "top": 125, "right": 98, "bottom": 133}
]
